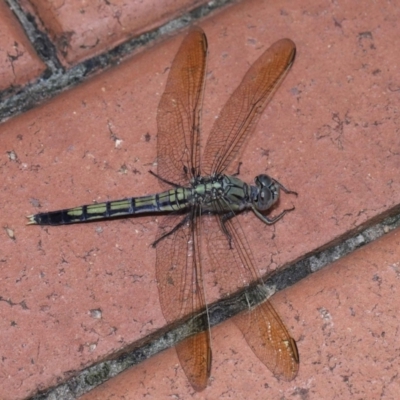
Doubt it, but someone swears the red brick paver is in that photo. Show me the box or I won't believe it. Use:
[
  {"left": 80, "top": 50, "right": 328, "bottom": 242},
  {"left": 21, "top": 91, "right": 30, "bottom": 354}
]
[
  {"left": 0, "top": 1, "right": 46, "bottom": 92},
  {"left": 20, "top": 0, "right": 209, "bottom": 67},
  {"left": 80, "top": 227, "right": 400, "bottom": 399},
  {"left": 0, "top": 0, "right": 399, "bottom": 399}
]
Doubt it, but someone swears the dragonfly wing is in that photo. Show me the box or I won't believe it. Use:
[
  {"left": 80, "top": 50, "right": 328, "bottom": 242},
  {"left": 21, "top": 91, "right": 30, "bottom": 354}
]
[
  {"left": 204, "top": 203, "right": 260, "bottom": 296},
  {"left": 155, "top": 210, "right": 211, "bottom": 391},
  {"left": 155, "top": 28, "right": 209, "bottom": 391},
  {"left": 233, "top": 297, "right": 299, "bottom": 380},
  {"left": 175, "top": 331, "right": 211, "bottom": 391},
  {"left": 204, "top": 203, "right": 299, "bottom": 380},
  {"left": 157, "top": 27, "right": 207, "bottom": 187},
  {"left": 202, "top": 38, "right": 295, "bottom": 176}
]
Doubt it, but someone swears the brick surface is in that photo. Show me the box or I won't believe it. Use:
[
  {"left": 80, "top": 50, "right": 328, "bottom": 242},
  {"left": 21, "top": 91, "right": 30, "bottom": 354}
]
[
  {"left": 80, "top": 227, "right": 400, "bottom": 399},
  {"left": 21, "top": 0, "right": 208, "bottom": 67},
  {"left": 0, "top": 1, "right": 46, "bottom": 93},
  {"left": 0, "top": 0, "right": 399, "bottom": 398}
]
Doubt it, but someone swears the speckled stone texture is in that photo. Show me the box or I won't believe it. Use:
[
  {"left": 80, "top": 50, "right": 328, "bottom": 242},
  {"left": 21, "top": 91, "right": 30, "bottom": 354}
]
[{"left": 0, "top": 0, "right": 399, "bottom": 398}]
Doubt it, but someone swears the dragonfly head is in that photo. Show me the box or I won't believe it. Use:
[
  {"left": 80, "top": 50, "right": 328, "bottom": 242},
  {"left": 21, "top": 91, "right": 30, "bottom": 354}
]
[{"left": 252, "top": 174, "right": 280, "bottom": 211}]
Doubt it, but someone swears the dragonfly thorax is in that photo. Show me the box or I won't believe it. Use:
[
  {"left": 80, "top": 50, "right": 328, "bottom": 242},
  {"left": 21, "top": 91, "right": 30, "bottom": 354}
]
[
  {"left": 251, "top": 174, "right": 280, "bottom": 211},
  {"left": 191, "top": 174, "right": 233, "bottom": 204}
]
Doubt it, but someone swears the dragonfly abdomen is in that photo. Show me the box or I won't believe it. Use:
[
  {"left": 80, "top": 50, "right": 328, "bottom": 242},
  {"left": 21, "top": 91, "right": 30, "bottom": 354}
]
[{"left": 27, "top": 188, "right": 192, "bottom": 225}]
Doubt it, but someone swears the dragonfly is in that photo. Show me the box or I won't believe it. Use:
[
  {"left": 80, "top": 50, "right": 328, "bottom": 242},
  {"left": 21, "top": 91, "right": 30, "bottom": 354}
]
[{"left": 28, "top": 27, "right": 299, "bottom": 391}]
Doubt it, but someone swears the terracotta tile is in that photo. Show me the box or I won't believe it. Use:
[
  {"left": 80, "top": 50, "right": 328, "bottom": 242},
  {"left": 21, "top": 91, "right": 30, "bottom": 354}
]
[
  {"left": 0, "top": 1, "right": 46, "bottom": 92},
  {"left": 290, "top": 228, "right": 400, "bottom": 399},
  {"left": 80, "top": 227, "right": 400, "bottom": 399},
  {"left": 20, "top": 0, "right": 208, "bottom": 67},
  {"left": 0, "top": 0, "right": 399, "bottom": 398}
]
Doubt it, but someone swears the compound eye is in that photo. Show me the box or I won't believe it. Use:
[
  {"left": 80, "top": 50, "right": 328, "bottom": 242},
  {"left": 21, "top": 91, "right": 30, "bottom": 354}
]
[
  {"left": 257, "top": 188, "right": 272, "bottom": 209},
  {"left": 255, "top": 174, "right": 273, "bottom": 189}
]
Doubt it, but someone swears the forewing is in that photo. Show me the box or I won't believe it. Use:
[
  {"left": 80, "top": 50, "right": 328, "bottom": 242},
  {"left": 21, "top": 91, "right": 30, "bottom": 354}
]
[
  {"left": 155, "top": 210, "right": 211, "bottom": 391},
  {"left": 204, "top": 202, "right": 261, "bottom": 296},
  {"left": 157, "top": 27, "right": 207, "bottom": 187},
  {"left": 202, "top": 39, "right": 295, "bottom": 175},
  {"left": 204, "top": 203, "right": 298, "bottom": 380}
]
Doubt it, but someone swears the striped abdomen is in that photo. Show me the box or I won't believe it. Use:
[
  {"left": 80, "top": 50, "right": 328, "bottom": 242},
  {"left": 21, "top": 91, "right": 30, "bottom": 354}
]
[{"left": 27, "top": 188, "right": 191, "bottom": 225}]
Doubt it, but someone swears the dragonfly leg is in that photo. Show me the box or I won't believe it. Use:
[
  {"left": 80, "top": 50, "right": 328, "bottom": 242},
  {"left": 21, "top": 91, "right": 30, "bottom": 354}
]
[
  {"left": 152, "top": 214, "right": 190, "bottom": 248},
  {"left": 232, "top": 162, "right": 243, "bottom": 177},
  {"left": 274, "top": 179, "right": 298, "bottom": 197},
  {"left": 219, "top": 212, "right": 236, "bottom": 249},
  {"left": 183, "top": 165, "right": 199, "bottom": 180},
  {"left": 149, "top": 170, "right": 181, "bottom": 188},
  {"left": 252, "top": 206, "right": 295, "bottom": 225}
]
